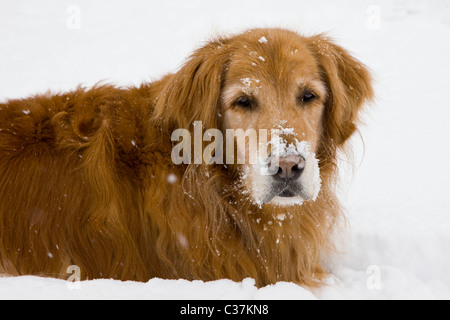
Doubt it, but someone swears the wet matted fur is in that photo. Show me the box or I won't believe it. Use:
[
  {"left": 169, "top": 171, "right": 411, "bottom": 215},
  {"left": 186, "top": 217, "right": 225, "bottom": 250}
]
[{"left": 0, "top": 28, "right": 373, "bottom": 287}]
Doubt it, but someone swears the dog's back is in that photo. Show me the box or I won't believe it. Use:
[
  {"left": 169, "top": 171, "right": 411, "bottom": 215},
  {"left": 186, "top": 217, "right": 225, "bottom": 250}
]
[{"left": 0, "top": 84, "right": 160, "bottom": 279}]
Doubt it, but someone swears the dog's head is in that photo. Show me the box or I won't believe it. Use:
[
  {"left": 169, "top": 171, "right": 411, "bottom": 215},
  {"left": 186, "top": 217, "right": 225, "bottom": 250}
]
[{"left": 155, "top": 28, "right": 373, "bottom": 207}]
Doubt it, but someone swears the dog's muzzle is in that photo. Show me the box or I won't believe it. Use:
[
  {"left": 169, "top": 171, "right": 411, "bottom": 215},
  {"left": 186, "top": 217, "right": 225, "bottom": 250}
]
[{"left": 262, "top": 154, "right": 309, "bottom": 203}]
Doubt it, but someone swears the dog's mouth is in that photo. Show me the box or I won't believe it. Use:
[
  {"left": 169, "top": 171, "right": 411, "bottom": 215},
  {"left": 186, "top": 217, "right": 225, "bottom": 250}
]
[
  {"left": 260, "top": 180, "right": 310, "bottom": 205},
  {"left": 278, "top": 189, "right": 297, "bottom": 198}
]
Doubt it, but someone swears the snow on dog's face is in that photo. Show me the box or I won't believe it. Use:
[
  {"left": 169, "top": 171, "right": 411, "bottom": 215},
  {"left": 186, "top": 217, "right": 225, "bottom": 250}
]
[
  {"left": 221, "top": 31, "right": 327, "bottom": 207},
  {"left": 240, "top": 130, "right": 322, "bottom": 207}
]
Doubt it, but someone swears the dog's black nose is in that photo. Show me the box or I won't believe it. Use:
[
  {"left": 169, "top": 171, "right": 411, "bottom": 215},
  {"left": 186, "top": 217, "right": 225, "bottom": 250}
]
[{"left": 269, "top": 155, "right": 305, "bottom": 180}]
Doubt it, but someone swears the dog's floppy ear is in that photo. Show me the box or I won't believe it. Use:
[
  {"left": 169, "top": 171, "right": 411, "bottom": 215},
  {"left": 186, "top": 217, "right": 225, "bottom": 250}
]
[
  {"left": 307, "top": 35, "right": 374, "bottom": 146},
  {"left": 154, "top": 38, "right": 232, "bottom": 131}
]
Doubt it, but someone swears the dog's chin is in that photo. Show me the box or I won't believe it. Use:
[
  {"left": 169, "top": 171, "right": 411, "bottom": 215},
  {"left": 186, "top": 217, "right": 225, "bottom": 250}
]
[
  {"left": 261, "top": 186, "right": 310, "bottom": 207},
  {"left": 269, "top": 195, "right": 307, "bottom": 207},
  {"left": 247, "top": 182, "right": 309, "bottom": 207}
]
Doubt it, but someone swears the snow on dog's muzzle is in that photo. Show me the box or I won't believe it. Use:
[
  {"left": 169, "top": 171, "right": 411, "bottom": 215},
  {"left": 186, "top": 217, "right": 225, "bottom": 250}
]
[{"left": 250, "top": 132, "right": 322, "bottom": 207}]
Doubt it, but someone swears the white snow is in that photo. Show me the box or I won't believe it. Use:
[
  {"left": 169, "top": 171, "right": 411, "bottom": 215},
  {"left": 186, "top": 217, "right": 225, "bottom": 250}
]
[
  {"left": 258, "top": 36, "right": 268, "bottom": 44},
  {"left": 1, "top": 0, "right": 450, "bottom": 300},
  {"left": 0, "top": 276, "right": 318, "bottom": 300},
  {"left": 240, "top": 77, "right": 253, "bottom": 87},
  {"left": 167, "top": 173, "right": 178, "bottom": 184}
]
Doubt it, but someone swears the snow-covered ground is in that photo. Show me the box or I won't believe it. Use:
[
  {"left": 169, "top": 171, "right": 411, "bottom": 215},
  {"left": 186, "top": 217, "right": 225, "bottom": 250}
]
[{"left": 1, "top": 0, "right": 450, "bottom": 300}]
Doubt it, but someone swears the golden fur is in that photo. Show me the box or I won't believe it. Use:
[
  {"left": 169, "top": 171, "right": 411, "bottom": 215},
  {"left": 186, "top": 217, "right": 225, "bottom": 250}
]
[{"left": 0, "top": 28, "right": 373, "bottom": 287}]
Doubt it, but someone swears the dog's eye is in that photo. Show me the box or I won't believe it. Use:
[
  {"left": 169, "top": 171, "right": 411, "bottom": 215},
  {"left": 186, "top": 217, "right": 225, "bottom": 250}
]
[
  {"left": 235, "top": 96, "right": 255, "bottom": 110},
  {"left": 300, "top": 90, "right": 317, "bottom": 104}
]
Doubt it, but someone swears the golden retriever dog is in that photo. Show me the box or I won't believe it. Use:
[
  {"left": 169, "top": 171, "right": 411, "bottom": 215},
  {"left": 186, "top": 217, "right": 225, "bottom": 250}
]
[{"left": 0, "top": 28, "right": 373, "bottom": 287}]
